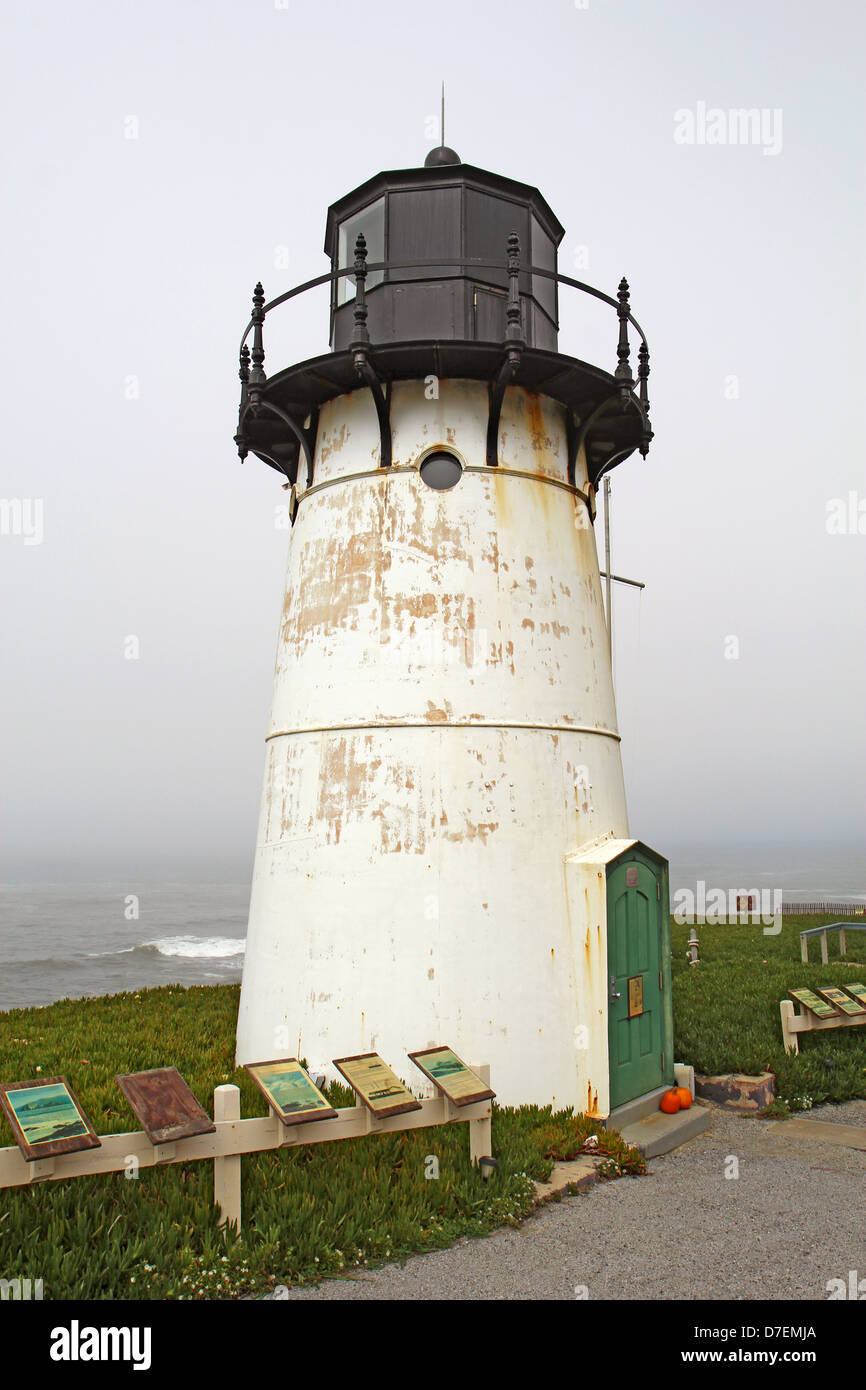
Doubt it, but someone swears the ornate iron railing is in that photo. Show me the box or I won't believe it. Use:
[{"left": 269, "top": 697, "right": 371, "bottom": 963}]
[{"left": 235, "top": 233, "right": 652, "bottom": 489}]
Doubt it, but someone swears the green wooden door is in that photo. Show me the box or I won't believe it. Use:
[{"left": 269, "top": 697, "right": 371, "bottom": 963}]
[{"left": 607, "top": 854, "right": 673, "bottom": 1110}]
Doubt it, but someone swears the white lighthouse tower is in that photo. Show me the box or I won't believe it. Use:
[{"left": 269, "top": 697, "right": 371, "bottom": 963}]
[{"left": 233, "top": 145, "right": 674, "bottom": 1116}]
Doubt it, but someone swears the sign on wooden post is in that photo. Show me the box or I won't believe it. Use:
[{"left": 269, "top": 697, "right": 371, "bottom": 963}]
[
  {"left": 0, "top": 1078, "right": 101, "bottom": 1162},
  {"left": 116, "top": 1068, "right": 216, "bottom": 1145},
  {"left": 408, "top": 1047, "right": 495, "bottom": 1107},
  {"left": 333, "top": 1053, "right": 422, "bottom": 1119},
  {"left": 816, "top": 987, "right": 865, "bottom": 1017},
  {"left": 244, "top": 1059, "right": 337, "bottom": 1126},
  {"left": 789, "top": 987, "right": 838, "bottom": 1019}
]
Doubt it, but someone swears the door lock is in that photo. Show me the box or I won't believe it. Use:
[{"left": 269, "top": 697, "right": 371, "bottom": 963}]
[{"left": 610, "top": 975, "right": 622, "bottom": 1001}]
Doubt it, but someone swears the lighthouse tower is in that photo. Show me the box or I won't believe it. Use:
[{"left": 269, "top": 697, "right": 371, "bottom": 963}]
[{"left": 233, "top": 145, "right": 673, "bottom": 1115}]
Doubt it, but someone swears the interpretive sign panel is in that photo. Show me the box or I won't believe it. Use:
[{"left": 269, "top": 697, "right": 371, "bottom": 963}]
[
  {"left": 790, "top": 987, "right": 838, "bottom": 1019},
  {"left": 332, "top": 1053, "right": 422, "bottom": 1119},
  {"left": 0, "top": 1077, "right": 101, "bottom": 1162},
  {"left": 816, "top": 987, "right": 865, "bottom": 1017},
  {"left": 116, "top": 1067, "right": 217, "bottom": 1145},
  {"left": 408, "top": 1047, "right": 495, "bottom": 1107},
  {"left": 245, "top": 1059, "right": 338, "bottom": 1126}
]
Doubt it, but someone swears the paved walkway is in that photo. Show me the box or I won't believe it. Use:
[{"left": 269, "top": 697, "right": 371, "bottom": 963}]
[{"left": 281, "top": 1102, "right": 866, "bottom": 1300}]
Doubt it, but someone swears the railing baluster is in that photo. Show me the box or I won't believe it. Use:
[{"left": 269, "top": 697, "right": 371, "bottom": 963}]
[
  {"left": 234, "top": 343, "right": 251, "bottom": 461},
  {"left": 637, "top": 340, "right": 649, "bottom": 410},
  {"left": 638, "top": 340, "right": 652, "bottom": 457},
  {"left": 250, "top": 282, "right": 266, "bottom": 388},
  {"left": 350, "top": 234, "right": 370, "bottom": 349},
  {"left": 615, "top": 276, "right": 633, "bottom": 405},
  {"left": 505, "top": 233, "right": 524, "bottom": 346}
]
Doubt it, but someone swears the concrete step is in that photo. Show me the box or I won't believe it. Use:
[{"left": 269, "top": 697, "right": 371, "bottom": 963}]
[
  {"left": 533, "top": 1156, "right": 600, "bottom": 1204},
  {"left": 616, "top": 1103, "right": 713, "bottom": 1158},
  {"left": 605, "top": 1084, "right": 673, "bottom": 1131}
]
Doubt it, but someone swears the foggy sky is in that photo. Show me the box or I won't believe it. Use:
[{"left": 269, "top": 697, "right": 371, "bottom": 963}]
[{"left": 1, "top": 0, "right": 864, "bottom": 881}]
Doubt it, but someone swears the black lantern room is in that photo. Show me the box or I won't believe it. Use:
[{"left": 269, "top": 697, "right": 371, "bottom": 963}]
[
  {"left": 325, "top": 147, "right": 563, "bottom": 353},
  {"left": 234, "top": 148, "right": 652, "bottom": 500}
]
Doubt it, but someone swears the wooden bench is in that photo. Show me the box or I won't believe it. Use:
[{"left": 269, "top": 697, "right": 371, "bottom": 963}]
[
  {"left": 799, "top": 921, "right": 866, "bottom": 964},
  {"left": 780, "top": 984, "right": 866, "bottom": 1055}
]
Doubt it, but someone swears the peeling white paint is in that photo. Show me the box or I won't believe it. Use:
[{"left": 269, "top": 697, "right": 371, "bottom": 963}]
[{"left": 236, "top": 380, "right": 629, "bottom": 1110}]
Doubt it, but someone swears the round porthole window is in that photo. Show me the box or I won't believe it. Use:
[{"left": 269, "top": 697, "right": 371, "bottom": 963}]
[{"left": 419, "top": 450, "right": 463, "bottom": 491}]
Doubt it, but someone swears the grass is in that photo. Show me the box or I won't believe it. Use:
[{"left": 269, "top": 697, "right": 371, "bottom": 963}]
[
  {"left": 671, "top": 914, "right": 866, "bottom": 1107},
  {"left": 0, "top": 985, "right": 643, "bottom": 1300}
]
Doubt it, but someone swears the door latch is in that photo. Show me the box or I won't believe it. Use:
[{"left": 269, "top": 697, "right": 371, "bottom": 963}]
[{"left": 610, "top": 975, "right": 622, "bottom": 1001}]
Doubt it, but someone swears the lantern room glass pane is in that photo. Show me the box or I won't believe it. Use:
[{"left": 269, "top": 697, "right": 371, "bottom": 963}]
[{"left": 337, "top": 198, "right": 385, "bottom": 305}]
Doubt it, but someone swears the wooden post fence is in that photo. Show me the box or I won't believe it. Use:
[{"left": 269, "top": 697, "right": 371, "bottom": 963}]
[{"left": 0, "top": 1067, "right": 495, "bottom": 1235}]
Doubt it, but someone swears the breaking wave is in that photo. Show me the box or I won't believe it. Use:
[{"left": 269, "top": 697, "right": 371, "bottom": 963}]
[{"left": 141, "top": 936, "right": 246, "bottom": 960}]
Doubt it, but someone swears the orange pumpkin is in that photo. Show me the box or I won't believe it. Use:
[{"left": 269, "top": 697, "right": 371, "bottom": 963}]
[
  {"left": 675, "top": 1086, "right": 693, "bottom": 1110},
  {"left": 659, "top": 1088, "right": 681, "bottom": 1114}
]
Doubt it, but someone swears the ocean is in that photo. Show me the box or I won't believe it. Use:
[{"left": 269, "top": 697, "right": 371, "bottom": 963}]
[
  {"left": 0, "top": 844, "right": 863, "bottom": 1012},
  {"left": 0, "top": 882, "right": 249, "bottom": 1012}
]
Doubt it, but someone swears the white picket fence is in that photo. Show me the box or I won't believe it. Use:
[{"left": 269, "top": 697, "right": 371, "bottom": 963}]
[{"left": 0, "top": 1067, "right": 493, "bottom": 1233}]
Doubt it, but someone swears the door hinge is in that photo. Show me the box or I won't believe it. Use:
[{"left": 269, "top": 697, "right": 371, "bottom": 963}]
[
  {"left": 656, "top": 881, "right": 660, "bottom": 900},
  {"left": 659, "top": 970, "right": 663, "bottom": 990},
  {"left": 661, "top": 1051, "right": 665, "bottom": 1070}
]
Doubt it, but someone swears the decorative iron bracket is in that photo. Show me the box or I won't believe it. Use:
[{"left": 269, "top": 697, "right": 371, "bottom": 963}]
[
  {"left": 566, "top": 410, "right": 580, "bottom": 488},
  {"left": 595, "top": 447, "right": 636, "bottom": 488},
  {"left": 486, "top": 352, "right": 520, "bottom": 468},
  {"left": 574, "top": 393, "right": 619, "bottom": 489},
  {"left": 354, "top": 355, "right": 393, "bottom": 469},
  {"left": 236, "top": 398, "right": 318, "bottom": 489}
]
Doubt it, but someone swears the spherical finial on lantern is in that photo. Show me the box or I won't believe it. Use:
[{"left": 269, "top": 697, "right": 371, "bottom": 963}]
[{"left": 424, "top": 144, "right": 461, "bottom": 167}]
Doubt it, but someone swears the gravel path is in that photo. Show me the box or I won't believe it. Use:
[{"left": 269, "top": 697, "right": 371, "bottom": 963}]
[{"left": 278, "top": 1103, "right": 866, "bottom": 1300}]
